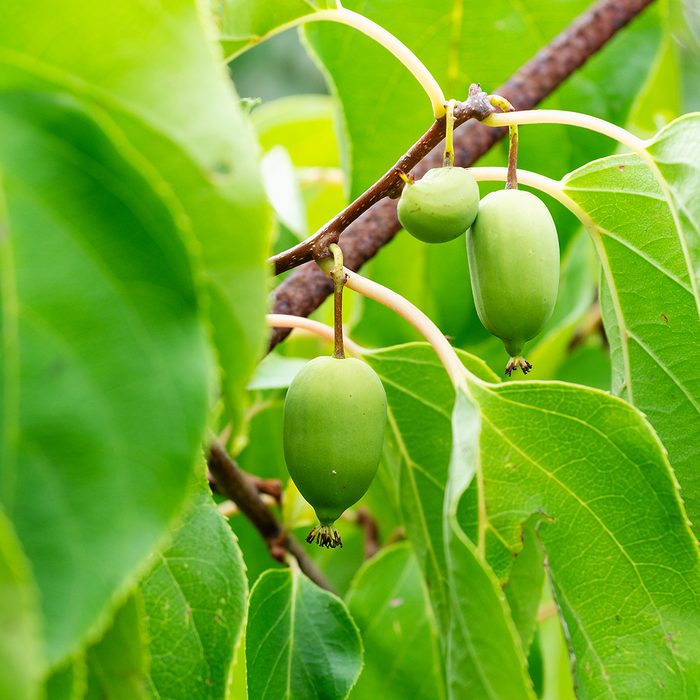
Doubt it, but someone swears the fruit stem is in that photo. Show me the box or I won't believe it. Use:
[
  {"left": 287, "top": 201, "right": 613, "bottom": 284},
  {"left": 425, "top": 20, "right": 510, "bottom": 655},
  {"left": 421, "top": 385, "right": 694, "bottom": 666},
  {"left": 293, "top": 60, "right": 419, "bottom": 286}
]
[
  {"left": 488, "top": 94, "right": 518, "bottom": 189},
  {"left": 328, "top": 243, "right": 347, "bottom": 359},
  {"left": 443, "top": 99, "right": 457, "bottom": 167},
  {"left": 343, "top": 269, "right": 470, "bottom": 392},
  {"left": 265, "top": 314, "right": 367, "bottom": 356}
]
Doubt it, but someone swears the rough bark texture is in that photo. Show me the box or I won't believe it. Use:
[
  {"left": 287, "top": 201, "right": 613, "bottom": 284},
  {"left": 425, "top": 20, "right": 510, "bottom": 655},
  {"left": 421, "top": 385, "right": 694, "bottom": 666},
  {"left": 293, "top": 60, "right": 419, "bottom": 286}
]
[{"left": 268, "top": 0, "right": 654, "bottom": 349}]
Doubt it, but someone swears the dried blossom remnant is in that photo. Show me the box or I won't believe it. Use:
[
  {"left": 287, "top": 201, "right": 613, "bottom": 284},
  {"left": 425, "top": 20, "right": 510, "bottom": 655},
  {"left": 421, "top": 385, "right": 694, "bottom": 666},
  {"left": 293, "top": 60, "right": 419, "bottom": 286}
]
[{"left": 306, "top": 525, "right": 343, "bottom": 549}]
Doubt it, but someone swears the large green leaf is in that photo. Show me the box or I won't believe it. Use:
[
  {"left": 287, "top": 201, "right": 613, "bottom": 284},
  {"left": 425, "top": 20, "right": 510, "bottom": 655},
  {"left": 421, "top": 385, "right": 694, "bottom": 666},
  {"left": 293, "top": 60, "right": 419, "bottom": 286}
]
[
  {"left": 0, "top": 0, "right": 271, "bottom": 422},
  {"left": 471, "top": 379, "right": 700, "bottom": 698},
  {"left": 247, "top": 568, "right": 363, "bottom": 700},
  {"left": 365, "top": 342, "right": 700, "bottom": 696},
  {"left": 85, "top": 595, "right": 149, "bottom": 700},
  {"left": 563, "top": 115, "right": 700, "bottom": 531},
  {"left": 140, "top": 491, "right": 248, "bottom": 700},
  {"left": 0, "top": 509, "right": 42, "bottom": 700},
  {"left": 346, "top": 543, "right": 444, "bottom": 700},
  {"left": 0, "top": 92, "right": 210, "bottom": 666}
]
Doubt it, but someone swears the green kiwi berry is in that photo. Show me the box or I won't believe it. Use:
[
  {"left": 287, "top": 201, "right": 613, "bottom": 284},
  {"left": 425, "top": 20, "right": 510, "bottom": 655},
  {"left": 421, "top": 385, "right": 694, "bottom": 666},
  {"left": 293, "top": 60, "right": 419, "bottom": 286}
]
[
  {"left": 467, "top": 189, "right": 559, "bottom": 375},
  {"left": 283, "top": 356, "right": 387, "bottom": 548},
  {"left": 398, "top": 167, "right": 479, "bottom": 243}
]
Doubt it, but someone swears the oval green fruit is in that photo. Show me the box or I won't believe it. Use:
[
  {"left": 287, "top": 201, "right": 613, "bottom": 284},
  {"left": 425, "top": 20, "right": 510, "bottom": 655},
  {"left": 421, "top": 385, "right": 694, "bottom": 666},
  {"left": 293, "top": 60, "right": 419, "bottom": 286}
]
[
  {"left": 398, "top": 166, "right": 479, "bottom": 243},
  {"left": 467, "top": 189, "right": 559, "bottom": 375},
  {"left": 283, "top": 356, "right": 387, "bottom": 548}
]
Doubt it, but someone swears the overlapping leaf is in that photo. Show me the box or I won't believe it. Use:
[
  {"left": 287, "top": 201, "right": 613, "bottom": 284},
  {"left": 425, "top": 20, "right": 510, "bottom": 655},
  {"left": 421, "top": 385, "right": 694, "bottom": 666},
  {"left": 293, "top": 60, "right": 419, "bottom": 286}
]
[
  {"left": 364, "top": 343, "right": 497, "bottom": 620},
  {"left": 444, "top": 392, "right": 535, "bottom": 700},
  {"left": 471, "top": 379, "right": 700, "bottom": 698},
  {"left": 84, "top": 595, "right": 149, "bottom": 700},
  {"left": 0, "top": 0, "right": 270, "bottom": 669},
  {"left": 564, "top": 115, "right": 700, "bottom": 532},
  {"left": 0, "top": 92, "right": 210, "bottom": 665},
  {"left": 366, "top": 342, "right": 700, "bottom": 697},
  {"left": 0, "top": 0, "right": 272, "bottom": 421}
]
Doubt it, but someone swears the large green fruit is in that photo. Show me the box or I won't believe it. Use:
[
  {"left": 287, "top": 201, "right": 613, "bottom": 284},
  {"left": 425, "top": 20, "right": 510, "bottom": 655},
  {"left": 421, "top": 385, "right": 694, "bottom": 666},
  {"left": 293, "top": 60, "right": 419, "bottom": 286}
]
[
  {"left": 397, "top": 166, "right": 479, "bottom": 243},
  {"left": 283, "top": 356, "right": 387, "bottom": 548},
  {"left": 467, "top": 189, "right": 559, "bottom": 375}
]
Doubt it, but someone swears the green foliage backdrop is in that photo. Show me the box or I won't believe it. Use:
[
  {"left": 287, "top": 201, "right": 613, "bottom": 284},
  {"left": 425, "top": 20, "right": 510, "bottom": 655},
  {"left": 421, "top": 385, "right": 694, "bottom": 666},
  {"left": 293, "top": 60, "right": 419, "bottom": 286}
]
[{"left": 1, "top": 1, "right": 699, "bottom": 699}]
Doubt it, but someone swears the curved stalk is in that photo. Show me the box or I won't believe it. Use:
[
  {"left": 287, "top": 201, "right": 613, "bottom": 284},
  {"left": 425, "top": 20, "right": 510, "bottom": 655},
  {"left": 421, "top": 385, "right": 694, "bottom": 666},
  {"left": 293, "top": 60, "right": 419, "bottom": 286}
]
[
  {"left": 468, "top": 167, "right": 595, "bottom": 230},
  {"left": 305, "top": 9, "right": 445, "bottom": 117},
  {"left": 265, "top": 314, "right": 366, "bottom": 357},
  {"left": 343, "top": 269, "right": 469, "bottom": 392},
  {"left": 443, "top": 99, "right": 456, "bottom": 166},
  {"left": 328, "top": 243, "right": 347, "bottom": 359},
  {"left": 484, "top": 109, "right": 648, "bottom": 152}
]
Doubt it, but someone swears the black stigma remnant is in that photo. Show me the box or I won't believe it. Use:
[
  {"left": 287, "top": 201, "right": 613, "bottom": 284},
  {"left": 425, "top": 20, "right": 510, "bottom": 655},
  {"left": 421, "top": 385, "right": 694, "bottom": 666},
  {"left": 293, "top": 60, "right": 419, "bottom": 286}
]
[{"left": 306, "top": 525, "right": 343, "bottom": 549}]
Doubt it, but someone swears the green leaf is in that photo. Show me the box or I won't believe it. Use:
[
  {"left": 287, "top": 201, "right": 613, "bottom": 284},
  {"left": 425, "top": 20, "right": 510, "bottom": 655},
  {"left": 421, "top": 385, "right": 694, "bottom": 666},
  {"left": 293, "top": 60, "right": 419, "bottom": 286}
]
[
  {"left": 563, "top": 116, "right": 700, "bottom": 531},
  {"left": 246, "top": 568, "right": 363, "bottom": 700},
  {"left": 346, "top": 543, "right": 444, "bottom": 700},
  {"left": 0, "top": 92, "right": 210, "bottom": 666},
  {"left": 85, "top": 595, "right": 149, "bottom": 700},
  {"left": 0, "top": 509, "right": 43, "bottom": 700},
  {"left": 0, "top": 0, "right": 271, "bottom": 423},
  {"left": 45, "top": 658, "right": 86, "bottom": 700},
  {"left": 140, "top": 491, "right": 248, "bottom": 700},
  {"left": 538, "top": 612, "right": 576, "bottom": 700},
  {"left": 216, "top": 0, "right": 337, "bottom": 60},
  {"left": 252, "top": 95, "right": 340, "bottom": 168},
  {"left": 363, "top": 344, "right": 497, "bottom": 622},
  {"left": 502, "top": 516, "right": 547, "bottom": 653},
  {"left": 471, "top": 379, "right": 700, "bottom": 698},
  {"left": 444, "top": 526, "right": 535, "bottom": 700},
  {"left": 646, "top": 114, "right": 700, "bottom": 301}
]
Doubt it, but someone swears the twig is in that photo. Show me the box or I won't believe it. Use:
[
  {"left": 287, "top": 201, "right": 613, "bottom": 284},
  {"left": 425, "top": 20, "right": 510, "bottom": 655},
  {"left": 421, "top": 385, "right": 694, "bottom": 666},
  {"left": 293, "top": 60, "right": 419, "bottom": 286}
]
[
  {"left": 207, "top": 468, "right": 282, "bottom": 503},
  {"left": 269, "top": 85, "right": 494, "bottom": 274},
  {"left": 207, "top": 439, "right": 335, "bottom": 593},
  {"left": 268, "top": 0, "right": 655, "bottom": 350}
]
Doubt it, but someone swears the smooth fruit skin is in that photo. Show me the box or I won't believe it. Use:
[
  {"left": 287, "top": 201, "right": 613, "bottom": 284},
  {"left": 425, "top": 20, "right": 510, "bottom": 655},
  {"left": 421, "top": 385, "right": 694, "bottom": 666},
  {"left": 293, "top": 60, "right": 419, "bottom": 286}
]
[
  {"left": 283, "top": 356, "right": 387, "bottom": 526},
  {"left": 467, "top": 189, "right": 559, "bottom": 357},
  {"left": 397, "top": 167, "right": 479, "bottom": 243}
]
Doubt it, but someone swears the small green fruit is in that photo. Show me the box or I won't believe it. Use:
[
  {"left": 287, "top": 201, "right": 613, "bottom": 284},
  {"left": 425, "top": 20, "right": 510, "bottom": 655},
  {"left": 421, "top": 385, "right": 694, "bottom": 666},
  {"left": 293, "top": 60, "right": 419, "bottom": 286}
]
[
  {"left": 397, "top": 167, "right": 479, "bottom": 243},
  {"left": 467, "top": 189, "right": 559, "bottom": 375},
  {"left": 283, "top": 356, "right": 387, "bottom": 548}
]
